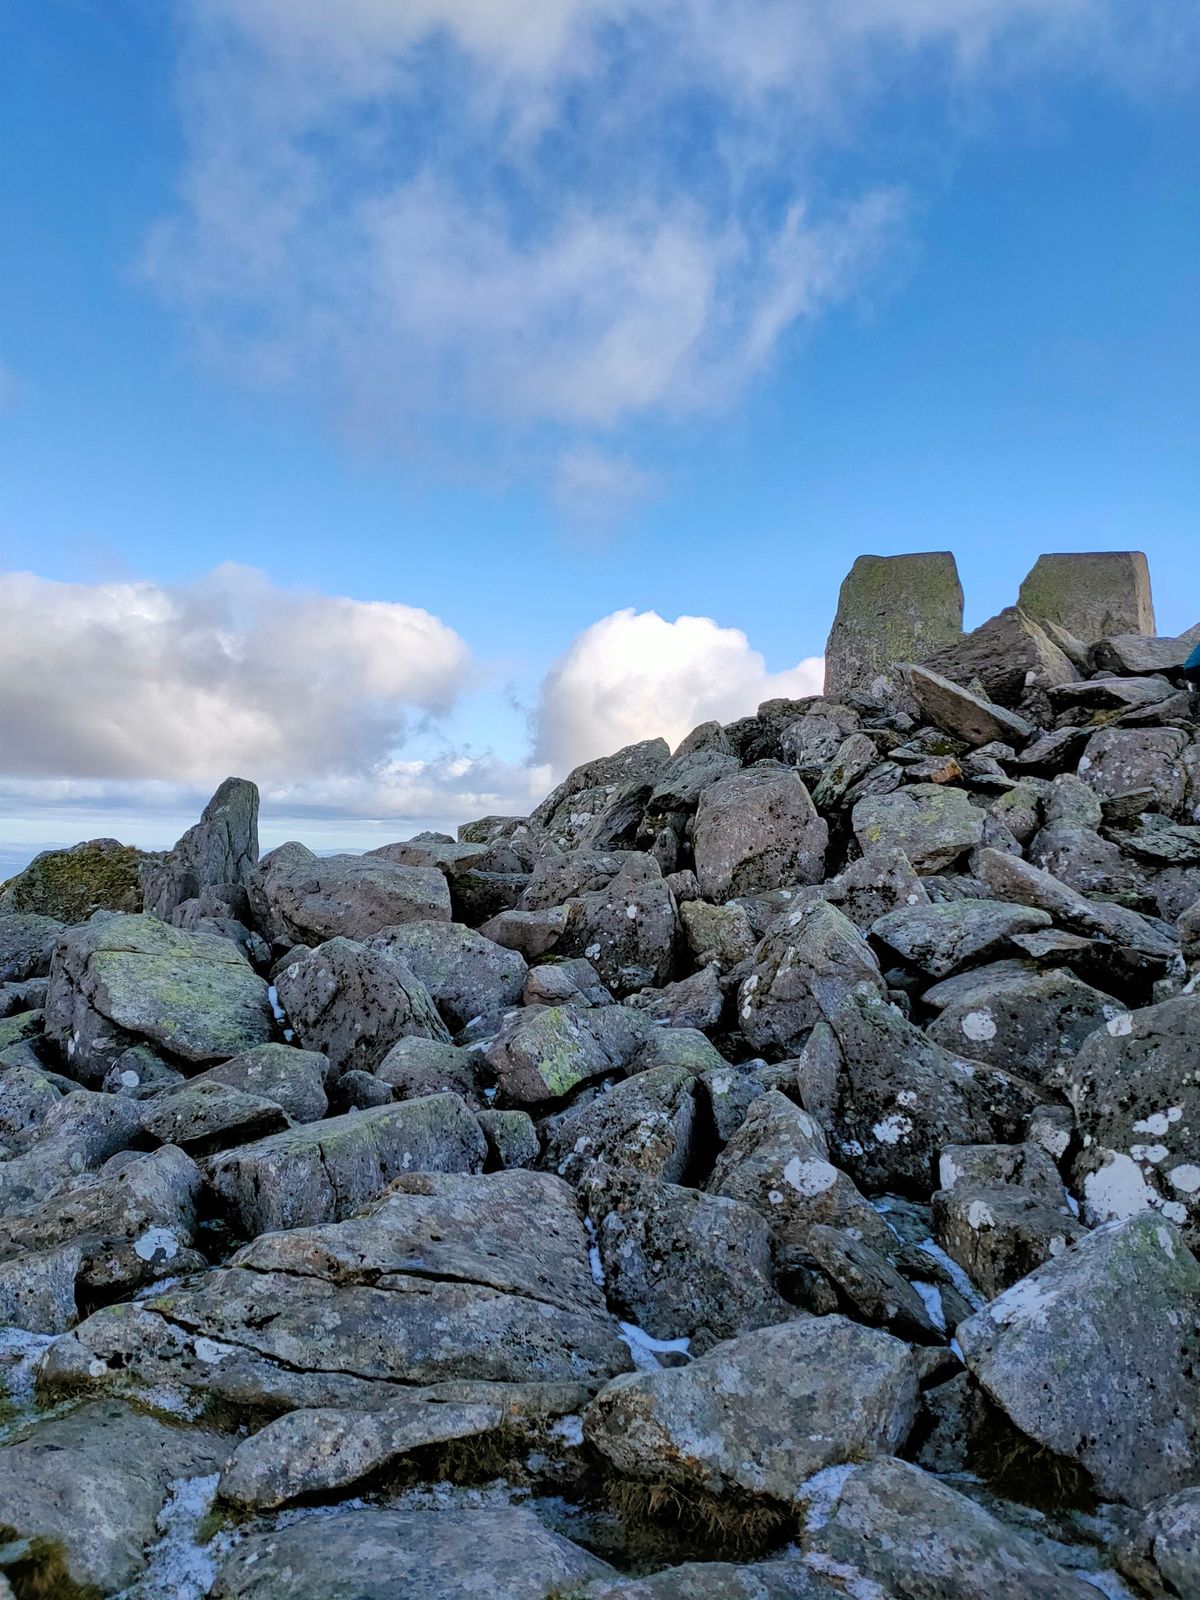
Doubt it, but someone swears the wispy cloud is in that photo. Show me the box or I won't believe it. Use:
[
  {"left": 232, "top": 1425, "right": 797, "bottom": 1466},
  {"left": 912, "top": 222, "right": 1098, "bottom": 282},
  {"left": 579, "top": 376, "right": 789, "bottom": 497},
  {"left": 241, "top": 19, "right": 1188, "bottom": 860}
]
[{"left": 140, "top": 0, "right": 1195, "bottom": 493}]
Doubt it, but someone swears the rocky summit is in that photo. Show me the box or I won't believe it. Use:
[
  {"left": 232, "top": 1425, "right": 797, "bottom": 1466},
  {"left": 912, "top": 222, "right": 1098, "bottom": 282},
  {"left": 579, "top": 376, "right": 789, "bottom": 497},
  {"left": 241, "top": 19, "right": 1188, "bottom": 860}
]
[{"left": 2, "top": 552, "right": 1200, "bottom": 1600}]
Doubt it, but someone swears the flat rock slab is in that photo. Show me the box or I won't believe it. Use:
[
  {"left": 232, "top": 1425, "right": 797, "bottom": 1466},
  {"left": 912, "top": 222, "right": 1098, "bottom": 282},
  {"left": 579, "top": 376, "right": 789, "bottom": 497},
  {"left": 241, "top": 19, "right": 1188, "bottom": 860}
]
[
  {"left": 42, "top": 1170, "right": 631, "bottom": 1410},
  {"left": 209, "top": 1505, "right": 612, "bottom": 1600},
  {"left": 901, "top": 663, "right": 1034, "bottom": 747},
  {"left": 957, "top": 1213, "right": 1200, "bottom": 1505},
  {"left": 586, "top": 1316, "right": 918, "bottom": 1503},
  {"left": 798, "top": 1456, "right": 1100, "bottom": 1599},
  {"left": 0, "top": 1400, "right": 228, "bottom": 1597},
  {"left": 207, "top": 1093, "right": 486, "bottom": 1236},
  {"left": 261, "top": 843, "right": 451, "bottom": 943},
  {"left": 852, "top": 784, "right": 983, "bottom": 873},
  {"left": 871, "top": 899, "right": 1051, "bottom": 979},
  {"left": 44, "top": 913, "right": 272, "bottom": 1084}
]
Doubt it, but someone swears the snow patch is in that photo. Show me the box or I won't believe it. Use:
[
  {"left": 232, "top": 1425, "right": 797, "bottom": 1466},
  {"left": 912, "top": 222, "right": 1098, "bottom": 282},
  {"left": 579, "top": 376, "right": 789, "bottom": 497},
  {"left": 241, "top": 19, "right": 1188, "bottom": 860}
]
[
  {"left": 618, "top": 1322, "right": 691, "bottom": 1371},
  {"left": 134, "top": 1226, "right": 179, "bottom": 1263},
  {"left": 113, "top": 1472, "right": 231, "bottom": 1600},
  {"left": 797, "top": 1463, "right": 856, "bottom": 1529},
  {"left": 911, "top": 1281, "right": 946, "bottom": 1333}
]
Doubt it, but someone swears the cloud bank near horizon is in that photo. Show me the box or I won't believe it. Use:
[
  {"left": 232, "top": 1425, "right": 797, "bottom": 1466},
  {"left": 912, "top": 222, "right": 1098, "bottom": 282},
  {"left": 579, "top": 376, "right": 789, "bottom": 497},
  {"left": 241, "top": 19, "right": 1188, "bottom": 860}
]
[{"left": 0, "top": 565, "right": 825, "bottom": 847}]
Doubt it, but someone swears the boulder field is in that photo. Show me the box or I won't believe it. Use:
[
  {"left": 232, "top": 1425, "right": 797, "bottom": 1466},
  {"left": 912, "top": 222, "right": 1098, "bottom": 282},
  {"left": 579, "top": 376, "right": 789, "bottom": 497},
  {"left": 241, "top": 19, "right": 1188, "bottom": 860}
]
[{"left": 2, "top": 594, "right": 1200, "bottom": 1598}]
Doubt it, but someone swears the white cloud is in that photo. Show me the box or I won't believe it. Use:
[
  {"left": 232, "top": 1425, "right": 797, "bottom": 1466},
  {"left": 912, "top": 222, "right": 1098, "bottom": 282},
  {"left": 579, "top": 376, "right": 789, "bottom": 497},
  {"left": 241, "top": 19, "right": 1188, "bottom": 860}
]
[
  {"left": 142, "top": 0, "right": 1195, "bottom": 485},
  {"left": 535, "top": 607, "right": 824, "bottom": 771},
  {"left": 0, "top": 565, "right": 470, "bottom": 783}
]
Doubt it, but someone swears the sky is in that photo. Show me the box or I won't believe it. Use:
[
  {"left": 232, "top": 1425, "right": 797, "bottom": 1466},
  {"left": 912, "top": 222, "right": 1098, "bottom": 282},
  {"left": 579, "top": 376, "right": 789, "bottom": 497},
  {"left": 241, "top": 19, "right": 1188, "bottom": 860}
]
[{"left": 1, "top": 0, "right": 1198, "bottom": 869}]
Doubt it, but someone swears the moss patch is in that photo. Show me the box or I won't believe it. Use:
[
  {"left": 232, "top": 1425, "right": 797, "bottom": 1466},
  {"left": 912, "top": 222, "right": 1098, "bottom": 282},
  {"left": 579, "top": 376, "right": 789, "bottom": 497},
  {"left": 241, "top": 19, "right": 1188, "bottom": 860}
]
[{"left": 0, "top": 842, "right": 147, "bottom": 924}]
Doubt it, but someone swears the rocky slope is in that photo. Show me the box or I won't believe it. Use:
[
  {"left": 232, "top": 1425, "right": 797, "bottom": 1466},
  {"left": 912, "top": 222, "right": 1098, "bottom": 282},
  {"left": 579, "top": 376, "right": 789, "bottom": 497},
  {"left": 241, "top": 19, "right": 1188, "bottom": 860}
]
[{"left": 1, "top": 605, "right": 1199, "bottom": 1598}]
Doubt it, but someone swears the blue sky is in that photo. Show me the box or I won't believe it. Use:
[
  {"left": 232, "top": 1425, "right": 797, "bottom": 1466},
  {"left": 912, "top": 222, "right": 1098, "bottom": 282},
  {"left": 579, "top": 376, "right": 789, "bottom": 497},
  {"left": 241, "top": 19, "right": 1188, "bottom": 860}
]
[{"left": 1, "top": 0, "right": 1198, "bottom": 865}]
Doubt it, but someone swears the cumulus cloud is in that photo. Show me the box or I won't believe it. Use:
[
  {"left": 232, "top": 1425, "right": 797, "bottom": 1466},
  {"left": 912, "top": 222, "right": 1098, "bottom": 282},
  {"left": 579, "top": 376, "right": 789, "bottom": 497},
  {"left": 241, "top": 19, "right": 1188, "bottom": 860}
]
[
  {"left": 535, "top": 608, "right": 824, "bottom": 772},
  {"left": 140, "top": 0, "right": 1195, "bottom": 489},
  {"left": 0, "top": 565, "right": 471, "bottom": 783}
]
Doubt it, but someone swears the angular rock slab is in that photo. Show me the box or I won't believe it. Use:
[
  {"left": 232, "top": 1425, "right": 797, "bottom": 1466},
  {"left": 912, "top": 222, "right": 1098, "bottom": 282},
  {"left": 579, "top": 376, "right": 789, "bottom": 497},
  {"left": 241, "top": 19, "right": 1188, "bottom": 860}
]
[
  {"left": 1018, "top": 550, "right": 1155, "bottom": 642},
  {"left": 543, "top": 1064, "right": 699, "bottom": 1186},
  {"left": 207, "top": 1093, "right": 486, "bottom": 1236},
  {"left": 824, "top": 552, "right": 964, "bottom": 696},
  {"left": 44, "top": 913, "right": 272, "bottom": 1084},
  {"left": 957, "top": 1213, "right": 1200, "bottom": 1505},
  {"left": 141, "top": 774, "right": 260, "bottom": 921},
  {"left": 737, "top": 900, "right": 885, "bottom": 1058},
  {"left": 209, "top": 1506, "right": 613, "bottom": 1600},
  {"left": 871, "top": 898, "right": 1051, "bottom": 979},
  {"left": 852, "top": 783, "right": 983, "bottom": 873},
  {"left": 901, "top": 663, "right": 1034, "bottom": 747},
  {"left": 261, "top": 842, "right": 451, "bottom": 943},
  {"left": 586, "top": 1316, "right": 918, "bottom": 1503},
  {"left": 41, "top": 1170, "right": 631, "bottom": 1413},
  {"left": 367, "top": 918, "right": 527, "bottom": 1031},
  {"left": 798, "top": 1456, "right": 1100, "bottom": 1600},
  {"left": 0, "top": 1400, "right": 228, "bottom": 1597}
]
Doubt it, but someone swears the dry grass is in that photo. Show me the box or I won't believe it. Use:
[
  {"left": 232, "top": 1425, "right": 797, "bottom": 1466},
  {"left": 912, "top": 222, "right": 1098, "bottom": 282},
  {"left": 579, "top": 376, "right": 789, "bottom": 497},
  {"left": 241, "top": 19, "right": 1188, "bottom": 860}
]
[{"left": 605, "top": 1473, "right": 794, "bottom": 1560}]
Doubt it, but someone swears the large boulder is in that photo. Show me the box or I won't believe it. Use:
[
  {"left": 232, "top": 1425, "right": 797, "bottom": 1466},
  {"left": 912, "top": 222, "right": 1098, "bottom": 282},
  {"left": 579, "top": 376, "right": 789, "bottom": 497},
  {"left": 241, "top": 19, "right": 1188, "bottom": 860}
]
[
  {"left": 0, "top": 838, "right": 147, "bottom": 923},
  {"left": 207, "top": 1093, "right": 486, "bottom": 1235},
  {"left": 261, "top": 842, "right": 451, "bottom": 942},
  {"left": 560, "top": 870, "right": 681, "bottom": 995},
  {"left": 141, "top": 775, "right": 259, "bottom": 920},
  {"left": 530, "top": 738, "right": 672, "bottom": 848},
  {"left": 273, "top": 936, "right": 450, "bottom": 1075},
  {"left": 852, "top": 784, "right": 983, "bottom": 873},
  {"left": 0, "top": 1089, "right": 143, "bottom": 1215},
  {"left": 1078, "top": 726, "right": 1190, "bottom": 817},
  {"left": 1017, "top": 550, "right": 1155, "bottom": 642},
  {"left": 0, "top": 912, "right": 64, "bottom": 982},
  {"left": 190, "top": 1039, "right": 329, "bottom": 1123},
  {"left": 0, "top": 1400, "right": 228, "bottom": 1598},
  {"left": 798, "top": 1456, "right": 1099, "bottom": 1600},
  {"left": 209, "top": 1506, "right": 612, "bottom": 1600},
  {"left": 542, "top": 1064, "right": 699, "bottom": 1185},
  {"left": 809, "top": 985, "right": 1043, "bottom": 1196},
  {"left": 1066, "top": 993, "right": 1200, "bottom": 1236},
  {"left": 901, "top": 663, "right": 1035, "bottom": 747},
  {"left": 921, "top": 607, "right": 1077, "bottom": 705},
  {"left": 708, "top": 1090, "right": 889, "bottom": 1253},
  {"left": 42, "top": 1171, "right": 631, "bottom": 1412},
  {"left": 871, "top": 898, "right": 1051, "bottom": 979},
  {"left": 368, "top": 919, "right": 527, "bottom": 1032},
  {"left": 957, "top": 1213, "right": 1200, "bottom": 1505},
  {"left": 823, "top": 552, "right": 964, "bottom": 696},
  {"left": 44, "top": 913, "right": 272, "bottom": 1084},
  {"left": 583, "top": 1168, "right": 792, "bottom": 1353},
  {"left": 485, "top": 1003, "right": 650, "bottom": 1106},
  {"left": 694, "top": 768, "right": 828, "bottom": 900},
  {"left": 586, "top": 1317, "right": 918, "bottom": 1504},
  {"left": 737, "top": 900, "right": 885, "bottom": 1058}
]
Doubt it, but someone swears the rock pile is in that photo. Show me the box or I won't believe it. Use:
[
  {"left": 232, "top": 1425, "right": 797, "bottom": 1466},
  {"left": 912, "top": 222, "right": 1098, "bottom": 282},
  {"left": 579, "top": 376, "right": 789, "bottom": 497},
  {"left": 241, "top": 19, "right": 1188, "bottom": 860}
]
[{"left": 1, "top": 557, "right": 1200, "bottom": 1598}]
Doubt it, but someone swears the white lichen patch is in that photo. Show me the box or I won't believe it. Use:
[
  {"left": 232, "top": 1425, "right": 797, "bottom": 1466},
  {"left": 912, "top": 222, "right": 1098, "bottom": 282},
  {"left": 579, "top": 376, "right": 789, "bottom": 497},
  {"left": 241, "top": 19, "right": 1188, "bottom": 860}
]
[
  {"left": 1105, "top": 1013, "right": 1133, "bottom": 1037},
  {"left": 960, "top": 1008, "right": 997, "bottom": 1043},
  {"left": 1168, "top": 1163, "right": 1200, "bottom": 1194},
  {"left": 871, "top": 1113, "right": 912, "bottom": 1146},
  {"left": 134, "top": 1226, "right": 179, "bottom": 1262},
  {"left": 781, "top": 1155, "right": 839, "bottom": 1197}
]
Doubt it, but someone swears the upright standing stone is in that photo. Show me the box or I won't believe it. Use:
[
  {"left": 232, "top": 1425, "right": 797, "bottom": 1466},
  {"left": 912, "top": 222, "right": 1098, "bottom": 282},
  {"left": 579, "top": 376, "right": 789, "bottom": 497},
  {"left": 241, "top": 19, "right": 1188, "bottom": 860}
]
[
  {"left": 825, "top": 553, "right": 964, "bottom": 696},
  {"left": 1017, "top": 552, "right": 1155, "bottom": 642}
]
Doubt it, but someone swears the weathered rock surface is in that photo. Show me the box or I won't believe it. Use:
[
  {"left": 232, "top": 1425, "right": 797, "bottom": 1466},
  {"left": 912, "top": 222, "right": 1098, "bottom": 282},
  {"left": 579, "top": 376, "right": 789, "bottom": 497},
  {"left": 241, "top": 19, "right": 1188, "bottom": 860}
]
[
  {"left": 0, "top": 912, "right": 63, "bottom": 983},
  {"left": 586, "top": 1317, "right": 918, "bottom": 1502},
  {"left": 274, "top": 935, "right": 451, "bottom": 1075},
  {"left": 0, "top": 838, "right": 147, "bottom": 922},
  {"left": 694, "top": 767, "right": 828, "bottom": 899},
  {"left": 209, "top": 1505, "right": 612, "bottom": 1600},
  {"left": 261, "top": 843, "right": 451, "bottom": 942},
  {"left": 853, "top": 783, "right": 984, "bottom": 872},
  {"left": 1018, "top": 549, "right": 1155, "bottom": 641},
  {"left": 543, "top": 1064, "right": 699, "bottom": 1185},
  {"left": 207, "top": 1092, "right": 486, "bottom": 1235},
  {"left": 957, "top": 1213, "right": 1200, "bottom": 1504},
  {"left": 141, "top": 774, "right": 260, "bottom": 920},
  {"left": 44, "top": 912, "right": 273, "bottom": 1084},
  {"left": 872, "top": 898, "right": 1051, "bottom": 978},
  {"left": 824, "top": 552, "right": 964, "bottom": 695},
  {"left": 367, "top": 918, "right": 527, "bottom": 1032},
  {"left": 737, "top": 900, "right": 885, "bottom": 1058}
]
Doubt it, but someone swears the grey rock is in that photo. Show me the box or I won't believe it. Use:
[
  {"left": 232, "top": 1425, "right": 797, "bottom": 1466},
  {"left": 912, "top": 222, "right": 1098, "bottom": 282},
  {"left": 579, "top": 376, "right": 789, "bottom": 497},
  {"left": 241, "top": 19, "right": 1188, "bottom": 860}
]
[
  {"left": 1018, "top": 550, "right": 1155, "bottom": 641},
  {"left": 141, "top": 775, "right": 259, "bottom": 920},
  {"left": 140, "top": 1078, "right": 290, "bottom": 1154},
  {"left": 1094, "top": 625, "right": 1200, "bottom": 674},
  {"left": 737, "top": 900, "right": 885, "bottom": 1058},
  {"left": 694, "top": 767, "right": 828, "bottom": 900},
  {"left": 815, "top": 986, "right": 1043, "bottom": 1196},
  {"left": 805, "top": 1223, "right": 943, "bottom": 1343},
  {"left": 708, "top": 1091, "right": 890, "bottom": 1253},
  {"left": 524, "top": 956, "right": 612, "bottom": 1008},
  {"left": 485, "top": 1003, "right": 650, "bottom": 1106},
  {"left": 519, "top": 849, "right": 659, "bottom": 914},
  {"left": 824, "top": 552, "right": 964, "bottom": 696},
  {"left": 376, "top": 1035, "right": 480, "bottom": 1101},
  {"left": 802, "top": 848, "right": 932, "bottom": 932},
  {"left": 922, "top": 606, "right": 1077, "bottom": 705},
  {"left": 1052, "top": 673, "right": 1178, "bottom": 711},
  {"left": 478, "top": 1107, "right": 540, "bottom": 1167},
  {"left": 0, "top": 1238, "right": 81, "bottom": 1331},
  {"left": 809, "top": 731, "right": 880, "bottom": 811},
  {"left": 779, "top": 707, "right": 861, "bottom": 787},
  {"left": 477, "top": 904, "right": 570, "bottom": 963},
  {"left": 1118, "top": 1488, "right": 1200, "bottom": 1600},
  {"left": 274, "top": 936, "right": 451, "bottom": 1076},
  {"left": 1066, "top": 993, "right": 1200, "bottom": 1236},
  {"left": 335, "top": 1067, "right": 393, "bottom": 1109},
  {"left": 44, "top": 913, "right": 272, "bottom": 1085},
  {"left": 0, "top": 1401, "right": 228, "bottom": 1598},
  {"left": 0, "top": 1089, "right": 144, "bottom": 1214},
  {"left": 926, "top": 968, "right": 1124, "bottom": 1089},
  {"left": 0, "top": 1144, "right": 202, "bottom": 1323},
  {"left": 853, "top": 783, "right": 984, "bottom": 872},
  {"left": 543, "top": 1064, "right": 699, "bottom": 1185},
  {"left": 957, "top": 1213, "right": 1200, "bottom": 1505},
  {"left": 902, "top": 663, "right": 1035, "bottom": 747},
  {"left": 932, "top": 1180, "right": 1085, "bottom": 1297},
  {"left": 871, "top": 898, "right": 1051, "bottom": 978},
  {"left": 192, "top": 1040, "right": 329, "bottom": 1123},
  {"left": 586, "top": 1317, "right": 918, "bottom": 1503},
  {"left": 43, "top": 1170, "right": 631, "bottom": 1411},
  {"left": 209, "top": 1506, "right": 612, "bottom": 1600},
  {"left": 560, "top": 870, "right": 681, "bottom": 995},
  {"left": 1078, "top": 726, "right": 1190, "bottom": 817},
  {"left": 367, "top": 919, "right": 527, "bottom": 1032},
  {"left": 579, "top": 1558, "right": 841, "bottom": 1600},
  {"left": 0, "top": 912, "right": 64, "bottom": 982},
  {"left": 629, "top": 962, "right": 724, "bottom": 1031},
  {"left": 798, "top": 1455, "right": 1098, "bottom": 1599},
  {"left": 680, "top": 899, "right": 757, "bottom": 968},
  {"left": 583, "top": 1167, "right": 791, "bottom": 1353},
  {"left": 207, "top": 1093, "right": 486, "bottom": 1235},
  {"left": 261, "top": 842, "right": 451, "bottom": 943},
  {"left": 0, "top": 1059, "right": 62, "bottom": 1149}
]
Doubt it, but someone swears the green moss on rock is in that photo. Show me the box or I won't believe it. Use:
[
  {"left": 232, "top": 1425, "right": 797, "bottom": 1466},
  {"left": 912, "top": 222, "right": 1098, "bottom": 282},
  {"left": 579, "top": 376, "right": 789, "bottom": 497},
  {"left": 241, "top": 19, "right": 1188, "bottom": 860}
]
[{"left": 0, "top": 840, "right": 149, "bottom": 924}]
